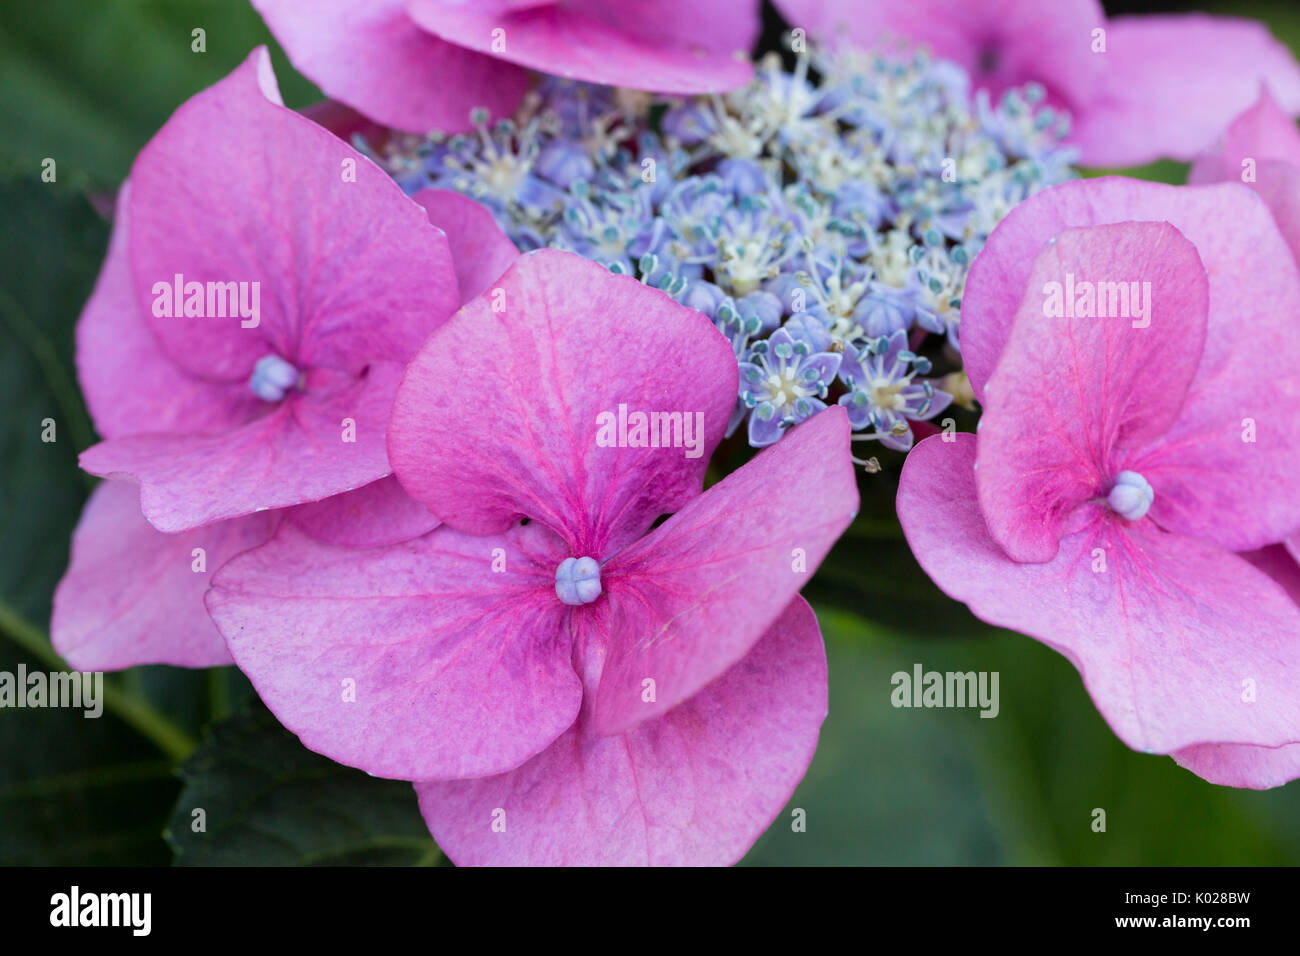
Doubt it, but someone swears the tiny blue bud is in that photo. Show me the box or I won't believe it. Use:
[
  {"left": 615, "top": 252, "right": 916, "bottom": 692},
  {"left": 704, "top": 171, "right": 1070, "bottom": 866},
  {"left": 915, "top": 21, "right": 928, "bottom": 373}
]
[
  {"left": 1107, "top": 470, "right": 1154, "bottom": 521},
  {"left": 249, "top": 354, "right": 300, "bottom": 403},
  {"left": 555, "top": 556, "right": 602, "bottom": 606},
  {"left": 534, "top": 140, "right": 595, "bottom": 188}
]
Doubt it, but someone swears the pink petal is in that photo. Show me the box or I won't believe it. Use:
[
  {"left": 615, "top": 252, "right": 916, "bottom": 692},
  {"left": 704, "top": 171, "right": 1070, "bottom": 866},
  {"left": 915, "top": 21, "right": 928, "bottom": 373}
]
[
  {"left": 207, "top": 521, "right": 583, "bottom": 780},
  {"left": 1185, "top": 84, "right": 1300, "bottom": 274},
  {"left": 898, "top": 433, "right": 1300, "bottom": 757},
  {"left": 593, "top": 406, "right": 856, "bottom": 735},
  {"left": 1184, "top": 87, "right": 1300, "bottom": 271},
  {"left": 80, "top": 363, "right": 406, "bottom": 532},
  {"left": 129, "top": 47, "right": 458, "bottom": 381},
  {"left": 1237, "top": 159, "right": 1300, "bottom": 268},
  {"left": 253, "top": 0, "right": 530, "bottom": 133},
  {"left": 51, "top": 480, "right": 277, "bottom": 670},
  {"left": 1187, "top": 85, "right": 1300, "bottom": 185},
  {"left": 964, "top": 179, "right": 1216, "bottom": 399},
  {"left": 1072, "top": 15, "right": 1300, "bottom": 167},
  {"left": 416, "top": 596, "right": 826, "bottom": 866},
  {"left": 975, "top": 221, "right": 1208, "bottom": 562},
  {"left": 773, "top": 0, "right": 1105, "bottom": 113},
  {"left": 411, "top": 189, "right": 519, "bottom": 305},
  {"left": 388, "top": 249, "right": 738, "bottom": 556},
  {"left": 408, "top": 0, "right": 757, "bottom": 93},
  {"left": 76, "top": 185, "right": 259, "bottom": 440},
  {"left": 963, "top": 177, "right": 1300, "bottom": 551},
  {"left": 1173, "top": 742, "right": 1300, "bottom": 789},
  {"left": 287, "top": 476, "right": 440, "bottom": 549}
]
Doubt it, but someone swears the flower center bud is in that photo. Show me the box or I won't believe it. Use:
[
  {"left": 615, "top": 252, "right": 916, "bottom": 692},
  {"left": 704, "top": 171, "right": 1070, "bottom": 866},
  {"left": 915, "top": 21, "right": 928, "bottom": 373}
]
[
  {"left": 555, "top": 556, "right": 602, "bottom": 606},
  {"left": 1106, "top": 470, "right": 1153, "bottom": 521},
  {"left": 249, "top": 354, "right": 300, "bottom": 402}
]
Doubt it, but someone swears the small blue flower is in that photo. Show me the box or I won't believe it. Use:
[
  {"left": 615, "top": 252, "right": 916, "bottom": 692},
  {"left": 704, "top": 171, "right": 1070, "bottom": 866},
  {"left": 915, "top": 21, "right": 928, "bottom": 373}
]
[
  {"left": 661, "top": 99, "right": 717, "bottom": 146},
  {"left": 714, "top": 298, "right": 762, "bottom": 359},
  {"left": 658, "top": 175, "right": 730, "bottom": 262},
  {"left": 681, "top": 279, "right": 730, "bottom": 319},
  {"left": 906, "top": 245, "right": 965, "bottom": 349},
  {"left": 838, "top": 330, "right": 953, "bottom": 451},
  {"left": 739, "top": 328, "right": 842, "bottom": 447},
  {"left": 735, "top": 290, "right": 783, "bottom": 333},
  {"left": 853, "top": 283, "right": 916, "bottom": 339},
  {"left": 716, "top": 158, "right": 769, "bottom": 198},
  {"left": 556, "top": 181, "right": 655, "bottom": 273},
  {"left": 534, "top": 139, "right": 595, "bottom": 188},
  {"left": 430, "top": 112, "right": 566, "bottom": 219}
]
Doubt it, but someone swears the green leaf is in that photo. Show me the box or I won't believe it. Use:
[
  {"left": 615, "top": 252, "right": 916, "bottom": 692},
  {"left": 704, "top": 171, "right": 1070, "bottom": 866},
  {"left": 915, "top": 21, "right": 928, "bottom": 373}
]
[
  {"left": 950, "top": 628, "right": 1300, "bottom": 865},
  {"left": 0, "top": 172, "right": 242, "bottom": 750},
  {"left": 743, "top": 608, "right": 1006, "bottom": 864},
  {"left": 0, "top": 174, "right": 204, "bottom": 863},
  {"left": 0, "top": 176, "right": 103, "bottom": 625},
  {"left": 745, "top": 607, "right": 1300, "bottom": 865},
  {"left": 1078, "top": 160, "right": 1189, "bottom": 184},
  {"left": 168, "top": 704, "right": 443, "bottom": 866},
  {"left": 0, "top": 641, "right": 182, "bottom": 865},
  {"left": 0, "top": 0, "right": 322, "bottom": 189}
]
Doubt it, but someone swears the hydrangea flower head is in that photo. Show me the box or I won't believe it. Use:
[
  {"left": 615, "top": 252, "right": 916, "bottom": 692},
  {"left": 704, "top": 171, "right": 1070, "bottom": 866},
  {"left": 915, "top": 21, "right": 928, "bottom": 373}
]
[
  {"left": 383, "top": 43, "right": 1075, "bottom": 454},
  {"left": 1190, "top": 86, "right": 1300, "bottom": 573},
  {"left": 207, "top": 250, "right": 859, "bottom": 864},
  {"left": 76, "top": 50, "right": 462, "bottom": 532}
]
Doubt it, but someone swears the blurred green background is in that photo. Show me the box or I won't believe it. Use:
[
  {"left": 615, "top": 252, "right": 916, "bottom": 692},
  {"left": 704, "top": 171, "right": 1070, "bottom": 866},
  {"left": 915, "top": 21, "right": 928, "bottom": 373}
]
[{"left": 2, "top": 0, "right": 1300, "bottom": 866}]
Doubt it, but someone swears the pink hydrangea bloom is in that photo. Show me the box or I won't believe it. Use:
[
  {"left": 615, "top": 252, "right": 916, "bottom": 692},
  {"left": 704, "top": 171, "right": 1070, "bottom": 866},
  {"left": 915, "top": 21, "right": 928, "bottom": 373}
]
[
  {"left": 1189, "top": 86, "right": 1300, "bottom": 611},
  {"left": 53, "top": 50, "right": 519, "bottom": 670},
  {"left": 77, "top": 49, "right": 462, "bottom": 533},
  {"left": 1190, "top": 86, "right": 1300, "bottom": 275},
  {"left": 207, "top": 250, "right": 859, "bottom": 864},
  {"left": 897, "top": 177, "right": 1300, "bottom": 789},
  {"left": 1189, "top": 86, "right": 1300, "bottom": 187},
  {"left": 774, "top": 0, "right": 1300, "bottom": 167},
  {"left": 254, "top": 0, "right": 759, "bottom": 134}
]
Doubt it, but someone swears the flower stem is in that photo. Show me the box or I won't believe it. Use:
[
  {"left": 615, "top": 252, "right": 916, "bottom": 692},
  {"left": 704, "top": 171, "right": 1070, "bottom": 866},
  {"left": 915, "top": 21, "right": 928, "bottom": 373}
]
[{"left": 0, "top": 599, "right": 197, "bottom": 761}]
